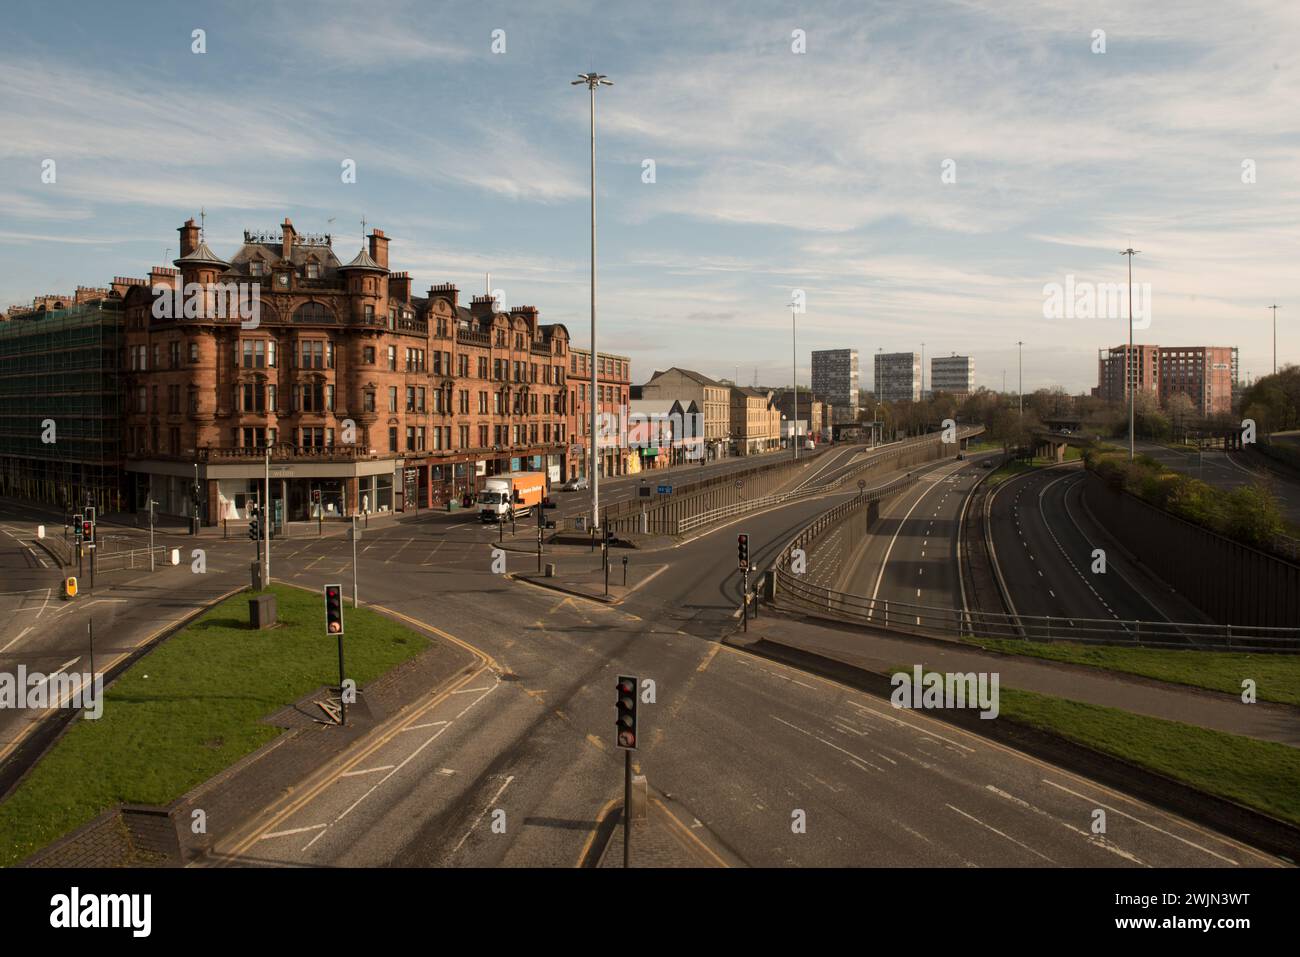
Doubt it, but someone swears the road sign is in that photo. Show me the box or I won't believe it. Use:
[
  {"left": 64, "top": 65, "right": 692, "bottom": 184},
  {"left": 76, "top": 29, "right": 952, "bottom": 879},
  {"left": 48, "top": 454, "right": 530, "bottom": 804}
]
[
  {"left": 657, "top": 485, "right": 672, "bottom": 494},
  {"left": 735, "top": 479, "right": 743, "bottom": 489},
  {"left": 638, "top": 482, "right": 650, "bottom": 498},
  {"left": 858, "top": 479, "right": 866, "bottom": 491},
  {"left": 615, "top": 675, "right": 638, "bottom": 749}
]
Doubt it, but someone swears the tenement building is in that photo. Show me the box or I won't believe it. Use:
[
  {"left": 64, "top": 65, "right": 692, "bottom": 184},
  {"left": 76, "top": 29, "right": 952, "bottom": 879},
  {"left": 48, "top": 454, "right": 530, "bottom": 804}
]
[
  {"left": 570, "top": 347, "right": 631, "bottom": 478},
  {"left": 121, "top": 217, "right": 571, "bottom": 524}
]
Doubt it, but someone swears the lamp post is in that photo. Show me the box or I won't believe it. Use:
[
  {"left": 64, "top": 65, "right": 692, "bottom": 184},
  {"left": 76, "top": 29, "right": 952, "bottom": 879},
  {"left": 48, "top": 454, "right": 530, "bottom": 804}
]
[
  {"left": 788, "top": 298, "right": 799, "bottom": 460},
  {"left": 1016, "top": 341, "right": 1024, "bottom": 418},
  {"left": 1269, "top": 304, "right": 1279, "bottom": 375},
  {"left": 573, "top": 71, "right": 612, "bottom": 530},
  {"left": 1120, "top": 248, "right": 1140, "bottom": 461}
]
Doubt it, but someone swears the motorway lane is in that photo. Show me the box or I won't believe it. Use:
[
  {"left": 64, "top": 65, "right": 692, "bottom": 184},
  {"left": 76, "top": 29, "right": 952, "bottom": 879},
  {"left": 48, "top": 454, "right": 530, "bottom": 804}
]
[
  {"left": 989, "top": 466, "right": 1169, "bottom": 632},
  {"left": 212, "top": 526, "right": 1279, "bottom": 867},
  {"left": 838, "top": 456, "right": 990, "bottom": 628}
]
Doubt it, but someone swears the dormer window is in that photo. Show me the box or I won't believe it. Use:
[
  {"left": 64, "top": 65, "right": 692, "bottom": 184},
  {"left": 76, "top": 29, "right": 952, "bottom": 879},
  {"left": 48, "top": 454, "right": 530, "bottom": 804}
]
[
  {"left": 250, "top": 261, "right": 265, "bottom": 276},
  {"left": 306, "top": 263, "right": 320, "bottom": 279}
]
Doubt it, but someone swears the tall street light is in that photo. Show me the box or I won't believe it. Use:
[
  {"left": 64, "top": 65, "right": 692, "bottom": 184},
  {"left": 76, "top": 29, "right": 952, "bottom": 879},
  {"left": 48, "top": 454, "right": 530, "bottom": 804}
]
[
  {"left": 788, "top": 297, "right": 799, "bottom": 460},
  {"left": 1016, "top": 341, "right": 1023, "bottom": 417},
  {"left": 1269, "top": 304, "right": 1280, "bottom": 375},
  {"left": 573, "top": 72, "right": 612, "bottom": 528},
  {"left": 1120, "top": 248, "right": 1140, "bottom": 461}
]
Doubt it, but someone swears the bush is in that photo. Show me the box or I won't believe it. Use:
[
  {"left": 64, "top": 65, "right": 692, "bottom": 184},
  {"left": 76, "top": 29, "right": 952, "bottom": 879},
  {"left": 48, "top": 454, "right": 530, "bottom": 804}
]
[
  {"left": 1084, "top": 448, "right": 1286, "bottom": 552},
  {"left": 1223, "top": 485, "right": 1284, "bottom": 547}
]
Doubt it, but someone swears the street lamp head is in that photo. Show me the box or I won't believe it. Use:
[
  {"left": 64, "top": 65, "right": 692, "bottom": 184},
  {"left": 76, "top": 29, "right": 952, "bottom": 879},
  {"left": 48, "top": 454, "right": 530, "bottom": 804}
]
[
  {"left": 573, "top": 73, "right": 612, "bottom": 88},
  {"left": 1119, "top": 248, "right": 1140, "bottom": 255}
]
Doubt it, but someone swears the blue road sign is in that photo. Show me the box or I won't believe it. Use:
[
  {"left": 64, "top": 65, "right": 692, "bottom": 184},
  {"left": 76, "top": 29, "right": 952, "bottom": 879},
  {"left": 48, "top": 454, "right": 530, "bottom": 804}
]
[{"left": 657, "top": 485, "right": 672, "bottom": 494}]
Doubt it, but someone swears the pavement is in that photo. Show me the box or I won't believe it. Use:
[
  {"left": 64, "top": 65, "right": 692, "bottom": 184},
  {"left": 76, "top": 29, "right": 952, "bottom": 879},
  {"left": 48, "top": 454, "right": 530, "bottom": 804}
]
[{"left": 594, "top": 793, "right": 736, "bottom": 867}]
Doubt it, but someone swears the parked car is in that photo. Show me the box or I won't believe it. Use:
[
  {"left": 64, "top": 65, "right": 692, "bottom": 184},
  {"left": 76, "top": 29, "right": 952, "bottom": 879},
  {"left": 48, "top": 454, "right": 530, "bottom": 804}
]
[{"left": 559, "top": 476, "right": 589, "bottom": 492}]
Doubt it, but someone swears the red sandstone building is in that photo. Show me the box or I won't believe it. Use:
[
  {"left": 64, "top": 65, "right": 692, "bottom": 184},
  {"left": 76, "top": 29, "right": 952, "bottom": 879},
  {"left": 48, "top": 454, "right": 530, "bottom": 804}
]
[
  {"left": 121, "top": 217, "right": 572, "bottom": 523},
  {"left": 570, "top": 346, "right": 632, "bottom": 478}
]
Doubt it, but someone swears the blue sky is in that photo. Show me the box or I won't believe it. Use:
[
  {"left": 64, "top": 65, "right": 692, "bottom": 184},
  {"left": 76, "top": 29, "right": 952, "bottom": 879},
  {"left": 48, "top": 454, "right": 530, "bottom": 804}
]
[{"left": 1, "top": 0, "right": 1297, "bottom": 392}]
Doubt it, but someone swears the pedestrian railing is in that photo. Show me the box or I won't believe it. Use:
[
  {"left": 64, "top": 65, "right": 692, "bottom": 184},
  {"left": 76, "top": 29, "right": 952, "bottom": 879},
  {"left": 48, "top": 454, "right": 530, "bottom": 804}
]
[{"left": 771, "top": 571, "right": 1300, "bottom": 652}]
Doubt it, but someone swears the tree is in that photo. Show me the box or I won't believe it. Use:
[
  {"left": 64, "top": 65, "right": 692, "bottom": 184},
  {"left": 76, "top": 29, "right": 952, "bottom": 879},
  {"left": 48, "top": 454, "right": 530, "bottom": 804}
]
[{"left": 1164, "top": 392, "right": 1196, "bottom": 441}]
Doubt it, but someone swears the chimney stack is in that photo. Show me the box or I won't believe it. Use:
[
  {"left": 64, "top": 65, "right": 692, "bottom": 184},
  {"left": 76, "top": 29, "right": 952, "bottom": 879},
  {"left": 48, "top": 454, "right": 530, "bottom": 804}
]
[
  {"left": 368, "top": 229, "right": 389, "bottom": 269},
  {"left": 470, "top": 294, "right": 496, "bottom": 320},
  {"left": 429, "top": 283, "right": 459, "bottom": 309},
  {"left": 178, "top": 218, "right": 200, "bottom": 258},
  {"left": 281, "top": 218, "right": 296, "bottom": 260},
  {"left": 389, "top": 271, "right": 412, "bottom": 303},
  {"left": 150, "top": 266, "right": 179, "bottom": 290}
]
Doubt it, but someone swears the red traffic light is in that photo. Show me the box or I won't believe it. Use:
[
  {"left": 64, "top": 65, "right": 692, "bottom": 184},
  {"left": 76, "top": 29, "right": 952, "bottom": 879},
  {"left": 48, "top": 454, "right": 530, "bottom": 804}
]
[{"left": 617, "top": 730, "right": 636, "bottom": 748}]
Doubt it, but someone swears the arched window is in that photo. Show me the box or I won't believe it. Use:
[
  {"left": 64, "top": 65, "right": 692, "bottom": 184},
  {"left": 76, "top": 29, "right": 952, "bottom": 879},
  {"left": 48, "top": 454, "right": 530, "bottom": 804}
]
[{"left": 293, "top": 301, "right": 332, "bottom": 323}]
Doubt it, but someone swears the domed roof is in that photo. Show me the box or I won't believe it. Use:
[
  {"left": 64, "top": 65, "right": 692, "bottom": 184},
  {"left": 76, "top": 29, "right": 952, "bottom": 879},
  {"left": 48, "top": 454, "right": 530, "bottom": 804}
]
[
  {"left": 173, "top": 242, "right": 229, "bottom": 269},
  {"left": 337, "top": 248, "right": 385, "bottom": 272}
]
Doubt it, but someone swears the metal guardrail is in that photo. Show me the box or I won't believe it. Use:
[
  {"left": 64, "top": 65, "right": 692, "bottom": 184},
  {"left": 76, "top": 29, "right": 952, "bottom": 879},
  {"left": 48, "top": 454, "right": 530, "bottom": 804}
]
[
  {"left": 91, "top": 545, "right": 172, "bottom": 572},
  {"left": 677, "top": 427, "right": 982, "bottom": 534},
  {"left": 772, "top": 571, "right": 1300, "bottom": 652}
]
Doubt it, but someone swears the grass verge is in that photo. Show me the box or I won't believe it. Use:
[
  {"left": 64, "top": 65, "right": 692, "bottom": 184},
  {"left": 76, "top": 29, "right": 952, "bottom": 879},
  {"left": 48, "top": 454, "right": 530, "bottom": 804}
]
[
  {"left": 0, "top": 584, "right": 428, "bottom": 867},
  {"left": 998, "top": 687, "right": 1300, "bottom": 828},
  {"left": 964, "top": 638, "right": 1300, "bottom": 707}
]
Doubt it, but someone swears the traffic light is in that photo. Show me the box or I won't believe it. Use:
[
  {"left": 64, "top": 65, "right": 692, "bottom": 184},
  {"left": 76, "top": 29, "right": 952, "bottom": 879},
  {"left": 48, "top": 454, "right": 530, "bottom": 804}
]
[
  {"left": 82, "top": 520, "right": 93, "bottom": 542},
  {"left": 737, "top": 533, "right": 749, "bottom": 569},
  {"left": 615, "top": 675, "right": 638, "bottom": 749},
  {"left": 248, "top": 506, "right": 260, "bottom": 541},
  {"left": 324, "top": 583, "right": 345, "bottom": 635}
]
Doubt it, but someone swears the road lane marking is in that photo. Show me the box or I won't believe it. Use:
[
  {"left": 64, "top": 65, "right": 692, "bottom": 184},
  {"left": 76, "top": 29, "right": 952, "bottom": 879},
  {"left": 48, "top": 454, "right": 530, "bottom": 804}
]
[
  {"left": 340, "top": 765, "right": 396, "bottom": 778},
  {"left": 946, "top": 803, "right": 1055, "bottom": 863},
  {"left": 1040, "top": 779, "right": 1239, "bottom": 865},
  {"left": 260, "top": 823, "right": 327, "bottom": 841},
  {"left": 451, "top": 774, "right": 515, "bottom": 856},
  {"left": 0, "top": 626, "right": 34, "bottom": 654},
  {"left": 985, "top": 784, "right": 1146, "bottom": 866}
]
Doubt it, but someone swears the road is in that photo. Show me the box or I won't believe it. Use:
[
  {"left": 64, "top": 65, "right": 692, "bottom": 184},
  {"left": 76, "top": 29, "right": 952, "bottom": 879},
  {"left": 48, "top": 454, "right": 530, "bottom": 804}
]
[
  {"left": 207, "top": 497, "right": 1275, "bottom": 867},
  {"left": 987, "top": 464, "right": 1203, "bottom": 633},
  {"left": 0, "top": 480, "right": 1282, "bottom": 868},
  {"left": 836, "top": 455, "right": 991, "bottom": 629}
]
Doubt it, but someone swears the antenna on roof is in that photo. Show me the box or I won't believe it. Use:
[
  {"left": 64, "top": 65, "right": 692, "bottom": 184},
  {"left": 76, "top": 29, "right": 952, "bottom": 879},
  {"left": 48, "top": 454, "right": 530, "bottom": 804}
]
[
  {"left": 199, "top": 207, "right": 206, "bottom": 242},
  {"left": 360, "top": 215, "right": 367, "bottom": 247}
]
